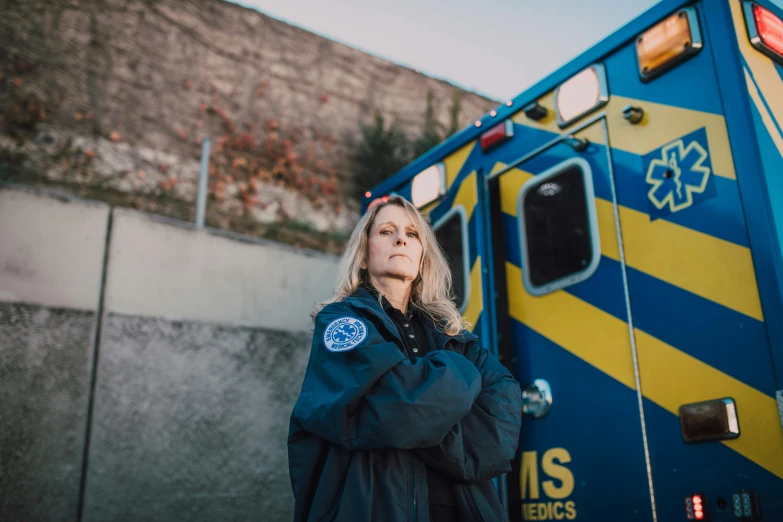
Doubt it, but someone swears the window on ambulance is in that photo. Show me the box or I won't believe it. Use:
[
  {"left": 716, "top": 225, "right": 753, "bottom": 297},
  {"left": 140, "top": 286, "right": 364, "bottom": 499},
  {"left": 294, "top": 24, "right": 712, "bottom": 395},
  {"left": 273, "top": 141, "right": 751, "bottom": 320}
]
[
  {"left": 433, "top": 206, "right": 470, "bottom": 312},
  {"left": 518, "top": 157, "right": 601, "bottom": 296}
]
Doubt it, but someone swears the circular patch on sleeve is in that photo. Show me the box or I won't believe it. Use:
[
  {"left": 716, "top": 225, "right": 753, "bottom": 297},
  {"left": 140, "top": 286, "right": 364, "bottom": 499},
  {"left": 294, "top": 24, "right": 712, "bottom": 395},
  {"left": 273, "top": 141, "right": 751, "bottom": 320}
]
[{"left": 323, "top": 317, "right": 368, "bottom": 352}]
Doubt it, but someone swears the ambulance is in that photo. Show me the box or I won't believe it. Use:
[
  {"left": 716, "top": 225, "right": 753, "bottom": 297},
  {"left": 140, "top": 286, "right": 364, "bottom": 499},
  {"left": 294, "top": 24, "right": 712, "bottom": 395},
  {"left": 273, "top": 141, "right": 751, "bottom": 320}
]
[{"left": 361, "top": 0, "right": 783, "bottom": 519}]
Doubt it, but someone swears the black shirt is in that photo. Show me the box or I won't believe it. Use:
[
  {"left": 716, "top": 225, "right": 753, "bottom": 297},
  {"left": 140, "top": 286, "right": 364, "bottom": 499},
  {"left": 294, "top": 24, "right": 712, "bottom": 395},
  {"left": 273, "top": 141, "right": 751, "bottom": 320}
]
[{"left": 362, "top": 284, "right": 457, "bottom": 513}]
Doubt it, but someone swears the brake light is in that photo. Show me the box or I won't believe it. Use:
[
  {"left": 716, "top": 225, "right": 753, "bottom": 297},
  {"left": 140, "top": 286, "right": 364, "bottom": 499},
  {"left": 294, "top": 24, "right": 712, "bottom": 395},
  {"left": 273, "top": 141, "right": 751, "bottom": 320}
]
[
  {"left": 755, "top": 4, "right": 783, "bottom": 53},
  {"left": 480, "top": 120, "right": 514, "bottom": 152},
  {"left": 745, "top": 2, "right": 783, "bottom": 63},
  {"left": 686, "top": 493, "right": 711, "bottom": 521}
]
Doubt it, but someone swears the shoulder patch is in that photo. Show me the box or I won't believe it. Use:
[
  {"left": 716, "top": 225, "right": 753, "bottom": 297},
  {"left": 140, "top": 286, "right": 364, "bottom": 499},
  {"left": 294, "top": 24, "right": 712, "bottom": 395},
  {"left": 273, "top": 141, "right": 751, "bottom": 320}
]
[{"left": 323, "top": 317, "right": 368, "bottom": 352}]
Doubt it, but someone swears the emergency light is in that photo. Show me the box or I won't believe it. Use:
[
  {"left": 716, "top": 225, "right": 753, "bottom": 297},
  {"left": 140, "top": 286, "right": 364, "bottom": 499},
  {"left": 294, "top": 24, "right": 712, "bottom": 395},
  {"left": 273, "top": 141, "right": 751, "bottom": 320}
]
[
  {"left": 636, "top": 7, "right": 702, "bottom": 82},
  {"left": 745, "top": 2, "right": 783, "bottom": 63},
  {"left": 480, "top": 120, "right": 514, "bottom": 153},
  {"left": 410, "top": 163, "right": 445, "bottom": 208},
  {"left": 554, "top": 64, "right": 608, "bottom": 128}
]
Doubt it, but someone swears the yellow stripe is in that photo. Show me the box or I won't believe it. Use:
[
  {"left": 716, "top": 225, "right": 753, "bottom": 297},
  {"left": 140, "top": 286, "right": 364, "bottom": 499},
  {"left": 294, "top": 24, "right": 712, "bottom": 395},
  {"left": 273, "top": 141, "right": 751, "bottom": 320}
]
[
  {"left": 496, "top": 162, "right": 763, "bottom": 320},
  {"left": 510, "top": 93, "right": 736, "bottom": 180},
  {"left": 506, "top": 262, "right": 637, "bottom": 387},
  {"left": 453, "top": 171, "right": 478, "bottom": 222},
  {"left": 443, "top": 142, "right": 475, "bottom": 189},
  {"left": 511, "top": 91, "right": 560, "bottom": 134},
  {"left": 635, "top": 328, "right": 783, "bottom": 479},
  {"left": 731, "top": 0, "right": 783, "bottom": 131},
  {"left": 617, "top": 205, "right": 763, "bottom": 321},
  {"left": 604, "top": 96, "right": 737, "bottom": 180},
  {"left": 745, "top": 68, "right": 783, "bottom": 158},
  {"left": 507, "top": 261, "right": 783, "bottom": 480},
  {"left": 463, "top": 257, "right": 483, "bottom": 332}
]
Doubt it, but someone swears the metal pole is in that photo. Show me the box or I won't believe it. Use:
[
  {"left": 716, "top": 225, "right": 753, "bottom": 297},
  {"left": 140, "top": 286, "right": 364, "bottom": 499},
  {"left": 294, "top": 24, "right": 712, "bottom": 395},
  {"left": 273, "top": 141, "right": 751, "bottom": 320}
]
[{"left": 195, "top": 136, "right": 211, "bottom": 228}]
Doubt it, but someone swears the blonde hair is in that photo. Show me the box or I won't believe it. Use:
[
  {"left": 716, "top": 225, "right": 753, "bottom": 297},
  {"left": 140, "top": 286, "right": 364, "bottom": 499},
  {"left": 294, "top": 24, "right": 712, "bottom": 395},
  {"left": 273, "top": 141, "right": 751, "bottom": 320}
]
[{"left": 314, "top": 195, "right": 466, "bottom": 335}]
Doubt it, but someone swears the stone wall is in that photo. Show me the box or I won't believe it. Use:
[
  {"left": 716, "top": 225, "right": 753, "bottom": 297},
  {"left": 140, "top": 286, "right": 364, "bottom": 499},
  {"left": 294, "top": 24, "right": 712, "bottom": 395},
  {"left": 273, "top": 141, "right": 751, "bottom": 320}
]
[{"left": 0, "top": 0, "right": 497, "bottom": 249}]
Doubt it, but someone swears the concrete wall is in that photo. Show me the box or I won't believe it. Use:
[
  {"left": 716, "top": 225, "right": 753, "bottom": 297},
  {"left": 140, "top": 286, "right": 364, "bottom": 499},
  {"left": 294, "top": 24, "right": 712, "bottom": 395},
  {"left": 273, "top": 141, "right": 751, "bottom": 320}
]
[
  {"left": 0, "top": 186, "right": 109, "bottom": 521},
  {"left": 0, "top": 184, "right": 339, "bottom": 521}
]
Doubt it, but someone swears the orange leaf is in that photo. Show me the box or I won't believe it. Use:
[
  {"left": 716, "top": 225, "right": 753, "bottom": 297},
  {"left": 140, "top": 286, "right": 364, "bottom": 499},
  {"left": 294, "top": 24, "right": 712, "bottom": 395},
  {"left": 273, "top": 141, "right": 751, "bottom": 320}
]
[{"left": 109, "top": 131, "right": 122, "bottom": 142}]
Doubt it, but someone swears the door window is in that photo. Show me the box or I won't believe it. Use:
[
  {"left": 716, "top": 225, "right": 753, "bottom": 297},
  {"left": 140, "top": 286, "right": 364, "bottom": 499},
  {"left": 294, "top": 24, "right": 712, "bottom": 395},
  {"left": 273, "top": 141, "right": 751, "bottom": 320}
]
[
  {"left": 433, "top": 206, "right": 470, "bottom": 311},
  {"left": 517, "top": 157, "right": 601, "bottom": 295}
]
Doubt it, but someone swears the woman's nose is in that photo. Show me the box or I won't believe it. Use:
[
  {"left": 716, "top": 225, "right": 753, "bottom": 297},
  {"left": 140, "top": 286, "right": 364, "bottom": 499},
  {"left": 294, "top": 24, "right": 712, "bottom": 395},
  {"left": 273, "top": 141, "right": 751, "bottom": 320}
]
[{"left": 395, "top": 234, "right": 406, "bottom": 246}]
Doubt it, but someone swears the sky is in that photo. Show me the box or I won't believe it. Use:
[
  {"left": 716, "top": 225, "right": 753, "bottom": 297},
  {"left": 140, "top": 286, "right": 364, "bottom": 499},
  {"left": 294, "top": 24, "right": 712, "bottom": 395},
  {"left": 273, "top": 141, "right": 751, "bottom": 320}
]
[{"left": 229, "top": 0, "right": 663, "bottom": 101}]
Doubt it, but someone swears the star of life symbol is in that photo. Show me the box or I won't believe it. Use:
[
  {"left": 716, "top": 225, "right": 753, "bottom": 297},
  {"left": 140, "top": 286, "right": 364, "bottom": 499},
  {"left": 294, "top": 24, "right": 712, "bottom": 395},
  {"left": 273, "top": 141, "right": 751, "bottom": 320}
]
[
  {"left": 645, "top": 138, "right": 711, "bottom": 213},
  {"left": 324, "top": 317, "right": 367, "bottom": 352}
]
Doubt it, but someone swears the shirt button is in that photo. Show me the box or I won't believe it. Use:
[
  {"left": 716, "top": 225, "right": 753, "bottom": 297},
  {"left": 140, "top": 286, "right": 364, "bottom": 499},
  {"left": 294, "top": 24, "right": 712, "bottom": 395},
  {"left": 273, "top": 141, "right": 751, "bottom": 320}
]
[
  {"left": 408, "top": 334, "right": 415, "bottom": 338},
  {"left": 404, "top": 323, "right": 409, "bottom": 327},
  {"left": 412, "top": 348, "right": 419, "bottom": 353}
]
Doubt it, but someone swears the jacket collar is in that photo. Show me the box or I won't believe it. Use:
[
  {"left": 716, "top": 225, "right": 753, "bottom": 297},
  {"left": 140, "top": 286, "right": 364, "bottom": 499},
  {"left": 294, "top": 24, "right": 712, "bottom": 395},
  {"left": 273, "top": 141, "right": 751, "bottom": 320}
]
[{"left": 344, "top": 287, "right": 479, "bottom": 350}]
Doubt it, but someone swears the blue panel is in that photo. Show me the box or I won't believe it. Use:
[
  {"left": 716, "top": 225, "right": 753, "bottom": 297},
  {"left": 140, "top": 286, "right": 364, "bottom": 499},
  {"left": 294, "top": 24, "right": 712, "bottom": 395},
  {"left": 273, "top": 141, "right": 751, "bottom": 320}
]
[
  {"left": 748, "top": 96, "right": 783, "bottom": 387},
  {"left": 505, "top": 203, "right": 773, "bottom": 395},
  {"left": 626, "top": 266, "right": 775, "bottom": 397},
  {"left": 510, "top": 321, "right": 653, "bottom": 521},
  {"left": 491, "top": 123, "right": 751, "bottom": 247},
  {"left": 642, "top": 398, "right": 783, "bottom": 519},
  {"left": 612, "top": 148, "right": 750, "bottom": 247},
  {"left": 704, "top": 2, "right": 783, "bottom": 380},
  {"left": 605, "top": 25, "right": 724, "bottom": 115}
]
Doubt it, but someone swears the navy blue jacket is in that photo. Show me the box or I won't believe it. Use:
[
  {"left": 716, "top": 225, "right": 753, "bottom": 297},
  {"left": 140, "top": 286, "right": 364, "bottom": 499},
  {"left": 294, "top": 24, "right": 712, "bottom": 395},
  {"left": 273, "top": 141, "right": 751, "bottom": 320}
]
[{"left": 288, "top": 288, "right": 522, "bottom": 521}]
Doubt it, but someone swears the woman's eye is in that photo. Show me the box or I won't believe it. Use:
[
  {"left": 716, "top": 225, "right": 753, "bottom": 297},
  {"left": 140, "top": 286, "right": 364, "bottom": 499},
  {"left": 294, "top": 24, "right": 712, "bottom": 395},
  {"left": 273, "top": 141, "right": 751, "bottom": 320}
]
[
  {"left": 380, "top": 229, "right": 392, "bottom": 235},
  {"left": 407, "top": 232, "right": 418, "bottom": 238}
]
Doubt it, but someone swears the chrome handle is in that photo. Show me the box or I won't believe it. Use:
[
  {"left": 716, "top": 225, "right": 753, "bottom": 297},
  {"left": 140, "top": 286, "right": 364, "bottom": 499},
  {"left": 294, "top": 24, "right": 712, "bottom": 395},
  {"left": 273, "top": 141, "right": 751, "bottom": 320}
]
[{"left": 521, "top": 379, "right": 552, "bottom": 418}]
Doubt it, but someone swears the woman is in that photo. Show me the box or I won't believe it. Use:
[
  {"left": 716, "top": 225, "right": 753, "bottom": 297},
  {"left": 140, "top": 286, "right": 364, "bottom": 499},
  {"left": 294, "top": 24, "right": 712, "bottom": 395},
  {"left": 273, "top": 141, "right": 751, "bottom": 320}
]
[{"left": 288, "top": 195, "right": 522, "bottom": 521}]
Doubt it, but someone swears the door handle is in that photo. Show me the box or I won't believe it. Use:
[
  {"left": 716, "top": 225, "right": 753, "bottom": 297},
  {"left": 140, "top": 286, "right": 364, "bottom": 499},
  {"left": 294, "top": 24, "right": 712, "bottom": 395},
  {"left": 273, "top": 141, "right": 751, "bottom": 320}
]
[
  {"left": 521, "top": 379, "right": 552, "bottom": 418},
  {"left": 564, "top": 136, "right": 589, "bottom": 152}
]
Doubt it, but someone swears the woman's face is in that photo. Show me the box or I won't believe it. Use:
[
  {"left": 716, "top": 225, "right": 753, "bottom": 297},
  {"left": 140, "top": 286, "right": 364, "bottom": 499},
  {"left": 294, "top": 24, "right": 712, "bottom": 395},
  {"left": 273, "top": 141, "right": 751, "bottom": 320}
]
[{"left": 367, "top": 204, "right": 424, "bottom": 283}]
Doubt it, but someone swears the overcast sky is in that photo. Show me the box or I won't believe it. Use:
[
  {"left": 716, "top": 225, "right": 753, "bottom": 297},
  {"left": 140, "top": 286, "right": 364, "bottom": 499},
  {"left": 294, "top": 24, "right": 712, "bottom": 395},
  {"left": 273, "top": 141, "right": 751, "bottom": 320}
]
[{"left": 229, "top": 0, "right": 666, "bottom": 101}]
